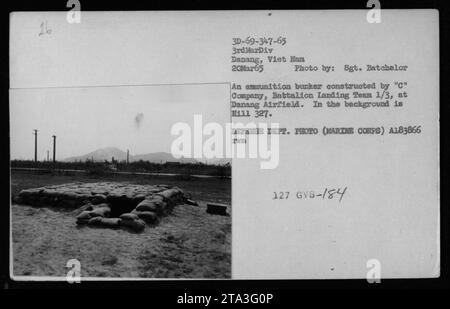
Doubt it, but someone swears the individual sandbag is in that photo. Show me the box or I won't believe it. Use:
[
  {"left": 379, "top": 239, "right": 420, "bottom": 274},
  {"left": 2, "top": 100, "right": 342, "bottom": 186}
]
[
  {"left": 76, "top": 210, "right": 92, "bottom": 220},
  {"left": 119, "top": 213, "right": 139, "bottom": 221},
  {"left": 151, "top": 195, "right": 166, "bottom": 207},
  {"left": 136, "top": 199, "right": 161, "bottom": 212},
  {"left": 135, "top": 194, "right": 147, "bottom": 200},
  {"left": 98, "top": 218, "right": 121, "bottom": 228},
  {"left": 135, "top": 211, "right": 159, "bottom": 224},
  {"left": 121, "top": 218, "right": 146, "bottom": 232},
  {"left": 64, "top": 191, "right": 81, "bottom": 201},
  {"left": 76, "top": 211, "right": 91, "bottom": 225},
  {"left": 90, "top": 205, "right": 111, "bottom": 217},
  {"left": 156, "top": 188, "right": 182, "bottom": 201},
  {"left": 87, "top": 216, "right": 103, "bottom": 226}
]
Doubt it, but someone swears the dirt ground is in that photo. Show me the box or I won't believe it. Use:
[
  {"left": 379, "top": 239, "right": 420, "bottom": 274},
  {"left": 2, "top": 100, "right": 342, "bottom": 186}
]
[{"left": 11, "top": 171, "right": 231, "bottom": 279}]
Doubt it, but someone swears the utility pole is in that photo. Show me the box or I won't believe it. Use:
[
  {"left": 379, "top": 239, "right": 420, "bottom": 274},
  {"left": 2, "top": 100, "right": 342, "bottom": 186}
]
[
  {"left": 52, "top": 135, "right": 56, "bottom": 163},
  {"left": 47, "top": 150, "right": 49, "bottom": 162},
  {"left": 127, "top": 149, "right": 129, "bottom": 164},
  {"left": 33, "top": 129, "right": 38, "bottom": 162}
]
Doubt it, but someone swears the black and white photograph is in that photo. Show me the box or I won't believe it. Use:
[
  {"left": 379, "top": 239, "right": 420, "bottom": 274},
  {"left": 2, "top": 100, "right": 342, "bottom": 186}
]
[{"left": 10, "top": 83, "right": 231, "bottom": 279}]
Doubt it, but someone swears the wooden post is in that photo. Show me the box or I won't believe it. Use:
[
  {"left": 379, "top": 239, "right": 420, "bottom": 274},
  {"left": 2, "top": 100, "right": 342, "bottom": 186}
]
[
  {"left": 33, "top": 129, "right": 38, "bottom": 162},
  {"left": 52, "top": 135, "right": 56, "bottom": 162}
]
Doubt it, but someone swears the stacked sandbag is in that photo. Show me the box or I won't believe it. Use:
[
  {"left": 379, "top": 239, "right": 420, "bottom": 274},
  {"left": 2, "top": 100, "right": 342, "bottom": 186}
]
[
  {"left": 88, "top": 217, "right": 121, "bottom": 228},
  {"left": 23, "top": 188, "right": 88, "bottom": 208},
  {"left": 131, "top": 187, "right": 186, "bottom": 222},
  {"left": 16, "top": 188, "right": 46, "bottom": 206},
  {"left": 76, "top": 210, "right": 93, "bottom": 225},
  {"left": 15, "top": 182, "right": 189, "bottom": 231},
  {"left": 119, "top": 213, "right": 139, "bottom": 220},
  {"left": 135, "top": 197, "right": 166, "bottom": 214},
  {"left": 44, "top": 189, "right": 89, "bottom": 208},
  {"left": 155, "top": 187, "right": 185, "bottom": 207},
  {"left": 76, "top": 203, "right": 111, "bottom": 225},
  {"left": 133, "top": 210, "right": 159, "bottom": 224},
  {"left": 14, "top": 182, "right": 186, "bottom": 209},
  {"left": 89, "top": 204, "right": 111, "bottom": 217},
  {"left": 87, "top": 216, "right": 103, "bottom": 226},
  {"left": 38, "top": 189, "right": 59, "bottom": 206},
  {"left": 119, "top": 213, "right": 146, "bottom": 232},
  {"left": 98, "top": 218, "right": 121, "bottom": 228}
]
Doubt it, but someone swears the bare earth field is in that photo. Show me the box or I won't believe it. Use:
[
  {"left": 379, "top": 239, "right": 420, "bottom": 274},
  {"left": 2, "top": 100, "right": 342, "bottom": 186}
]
[{"left": 11, "top": 171, "right": 231, "bottom": 279}]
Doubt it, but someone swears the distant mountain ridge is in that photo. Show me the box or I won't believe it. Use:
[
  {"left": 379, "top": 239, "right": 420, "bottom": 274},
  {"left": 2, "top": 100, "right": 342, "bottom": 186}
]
[{"left": 64, "top": 147, "right": 202, "bottom": 164}]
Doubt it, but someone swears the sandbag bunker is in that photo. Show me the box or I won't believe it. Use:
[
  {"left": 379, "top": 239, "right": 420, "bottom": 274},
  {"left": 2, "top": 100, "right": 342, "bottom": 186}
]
[{"left": 13, "top": 182, "right": 187, "bottom": 232}]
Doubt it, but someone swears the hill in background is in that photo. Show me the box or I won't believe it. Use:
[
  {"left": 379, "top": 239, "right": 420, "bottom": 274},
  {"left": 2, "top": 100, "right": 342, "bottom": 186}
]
[{"left": 64, "top": 147, "right": 230, "bottom": 165}]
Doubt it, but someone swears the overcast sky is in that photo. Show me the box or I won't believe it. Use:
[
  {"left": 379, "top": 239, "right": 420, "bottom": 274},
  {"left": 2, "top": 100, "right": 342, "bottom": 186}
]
[
  {"left": 9, "top": 11, "right": 237, "bottom": 161},
  {"left": 10, "top": 84, "right": 228, "bottom": 160}
]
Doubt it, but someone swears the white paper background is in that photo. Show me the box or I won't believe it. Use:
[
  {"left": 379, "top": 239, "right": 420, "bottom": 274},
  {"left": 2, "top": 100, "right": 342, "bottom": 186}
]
[{"left": 10, "top": 10, "right": 440, "bottom": 279}]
